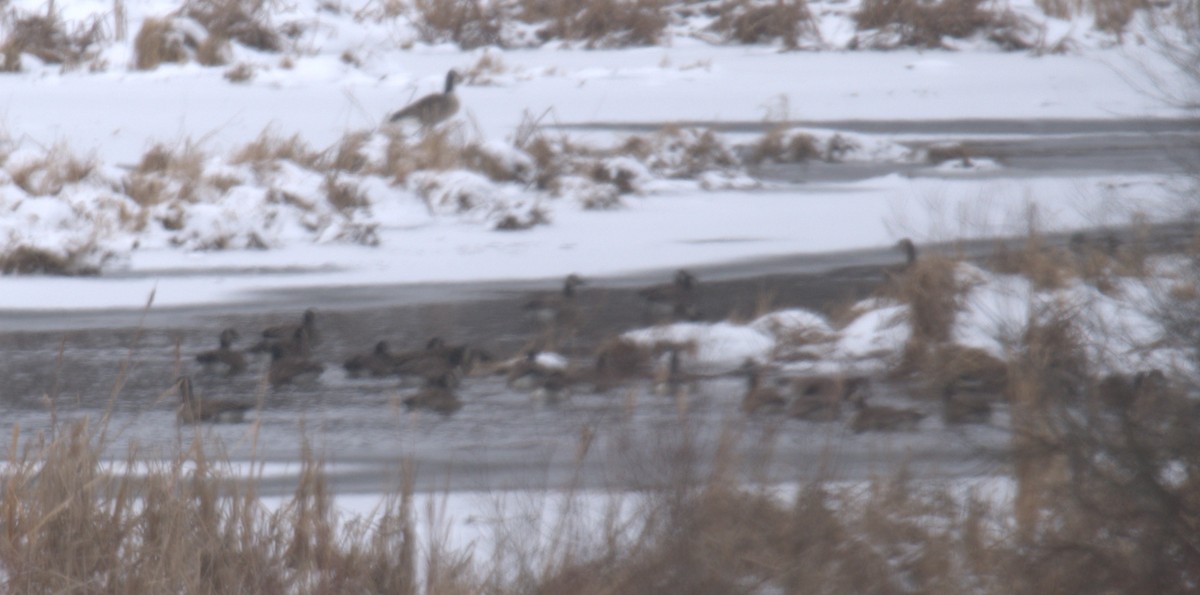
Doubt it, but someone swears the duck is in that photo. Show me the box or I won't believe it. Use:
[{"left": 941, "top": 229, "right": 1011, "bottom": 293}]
[
  {"left": 400, "top": 373, "right": 462, "bottom": 415},
  {"left": 251, "top": 309, "right": 317, "bottom": 356},
  {"left": 848, "top": 393, "right": 924, "bottom": 433},
  {"left": 343, "top": 340, "right": 397, "bottom": 378},
  {"left": 740, "top": 359, "right": 787, "bottom": 415},
  {"left": 195, "top": 328, "right": 247, "bottom": 376},
  {"left": 589, "top": 338, "right": 653, "bottom": 392},
  {"left": 639, "top": 269, "right": 698, "bottom": 321},
  {"left": 263, "top": 308, "right": 317, "bottom": 343},
  {"left": 268, "top": 344, "right": 324, "bottom": 386},
  {"left": 895, "top": 238, "right": 918, "bottom": 269},
  {"left": 388, "top": 70, "right": 460, "bottom": 130},
  {"left": 531, "top": 369, "right": 573, "bottom": 405},
  {"left": 785, "top": 375, "right": 864, "bottom": 422},
  {"left": 505, "top": 350, "right": 567, "bottom": 390},
  {"left": 394, "top": 340, "right": 491, "bottom": 386},
  {"left": 653, "top": 347, "right": 698, "bottom": 397},
  {"left": 524, "top": 274, "right": 585, "bottom": 326},
  {"left": 175, "top": 376, "right": 253, "bottom": 424},
  {"left": 940, "top": 378, "right": 995, "bottom": 425}
]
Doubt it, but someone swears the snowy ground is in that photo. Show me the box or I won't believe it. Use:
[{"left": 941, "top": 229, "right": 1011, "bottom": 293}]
[
  {"left": 0, "top": 0, "right": 1193, "bottom": 310},
  {"left": 2, "top": 0, "right": 1197, "bottom": 552}
]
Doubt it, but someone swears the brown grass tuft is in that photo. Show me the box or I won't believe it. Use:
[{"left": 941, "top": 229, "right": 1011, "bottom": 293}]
[
  {"left": 746, "top": 127, "right": 820, "bottom": 165},
  {"left": 891, "top": 251, "right": 965, "bottom": 344},
  {"left": 196, "top": 35, "right": 231, "bottom": 66},
  {"left": 223, "top": 62, "right": 255, "bottom": 82},
  {"left": 853, "top": 0, "right": 1035, "bottom": 50},
  {"left": 521, "top": 0, "right": 670, "bottom": 48},
  {"left": 710, "top": 0, "right": 817, "bottom": 48},
  {"left": 182, "top": 0, "right": 282, "bottom": 52},
  {"left": 989, "top": 236, "right": 1074, "bottom": 290},
  {"left": 232, "top": 130, "right": 322, "bottom": 171},
  {"left": 7, "top": 145, "right": 96, "bottom": 196},
  {"left": 133, "top": 17, "right": 188, "bottom": 70},
  {"left": 1, "top": 8, "right": 105, "bottom": 72},
  {"left": 0, "top": 245, "right": 95, "bottom": 275},
  {"left": 1037, "top": 0, "right": 1150, "bottom": 36},
  {"left": 322, "top": 174, "right": 368, "bottom": 212},
  {"left": 412, "top": 0, "right": 505, "bottom": 49},
  {"left": 330, "top": 131, "right": 371, "bottom": 173}
]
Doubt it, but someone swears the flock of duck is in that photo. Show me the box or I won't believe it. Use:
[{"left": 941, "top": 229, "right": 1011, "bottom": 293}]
[{"left": 176, "top": 240, "right": 995, "bottom": 435}]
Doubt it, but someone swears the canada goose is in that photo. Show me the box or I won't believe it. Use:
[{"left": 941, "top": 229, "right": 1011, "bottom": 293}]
[
  {"left": 252, "top": 325, "right": 313, "bottom": 359},
  {"left": 252, "top": 309, "right": 318, "bottom": 356},
  {"left": 268, "top": 344, "right": 324, "bottom": 386},
  {"left": 590, "top": 338, "right": 653, "bottom": 392},
  {"left": 740, "top": 359, "right": 786, "bottom": 414},
  {"left": 401, "top": 373, "right": 462, "bottom": 415},
  {"left": 389, "top": 337, "right": 445, "bottom": 366},
  {"left": 639, "top": 269, "right": 698, "bottom": 321},
  {"left": 849, "top": 393, "right": 924, "bottom": 433},
  {"left": 940, "top": 377, "right": 995, "bottom": 425},
  {"left": 389, "top": 70, "right": 460, "bottom": 129},
  {"left": 895, "top": 238, "right": 918, "bottom": 268},
  {"left": 263, "top": 308, "right": 318, "bottom": 342},
  {"left": 524, "top": 274, "right": 585, "bottom": 325},
  {"left": 785, "top": 375, "right": 864, "bottom": 422},
  {"left": 506, "top": 350, "right": 565, "bottom": 390},
  {"left": 195, "top": 328, "right": 247, "bottom": 376},
  {"left": 393, "top": 342, "right": 484, "bottom": 386},
  {"left": 343, "top": 340, "right": 397, "bottom": 378},
  {"left": 531, "top": 369, "right": 572, "bottom": 405},
  {"left": 175, "top": 376, "right": 253, "bottom": 424}
]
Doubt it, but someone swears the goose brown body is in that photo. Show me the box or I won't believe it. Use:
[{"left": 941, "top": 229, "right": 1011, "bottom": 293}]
[
  {"left": 176, "top": 376, "right": 253, "bottom": 424},
  {"left": 389, "top": 70, "right": 460, "bottom": 129}
]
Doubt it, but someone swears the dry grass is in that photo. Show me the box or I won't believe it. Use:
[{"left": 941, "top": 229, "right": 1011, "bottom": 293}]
[
  {"left": 181, "top": 0, "right": 282, "bottom": 52},
  {"left": 0, "top": 7, "right": 106, "bottom": 72},
  {"left": 534, "top": 0, "right": 670, "bottom": 48},
  {"left": 196, "top": 35, "right": 231, "bottom": 66},
  {"left": 329, "top": 131, "right": 371, "bottom": 173},
  {"left": 0, "top": 350, "right": 1197, "bottom": 592},
  {"left": 412, "top": 0, "right": 506, "bottom": 49},
  {"left": 322, "top": 174, "right": 368, "bottom": 212},
  {"left": 124, "top": 141, "right": 208, "bottom": 205},
  {"left": 1036, "top": 0, "right": 1150, "bottom": 35},
  {"left": 852, "top": 0, "right": 1035, "bottom": 50},
  {"left": 224, "top": 61, "right": 255, "bottom": 82},
  {"left": 378, "top": 127, "right": 468, "bottom": 182},
  {"left": 891, "top": 251, "right": 966, "bottom": 345},
  {"left": 745, "top": 127, "right": 821, "bottom": 165},
  {"left": 989, "top": 236, "right": 1075, "bottom": 290},
  {"left": 1004, "top": 305, "right": 1200, "bottom": 591},
  {"left": 446, "top": 0, "right": 673, "bottom": 48},
  {"left": 232, "top": 130, "right": 323, "bottom": 172},
  {"left": 0, "top": 420, "right": 422, "bottom": 593},
  {"left": 132, "top": 17, "right": 188, "bottom": 70},
  {"left": 7, "top": 144, "right": 96, "bottom": 196},
  {"left": 710, "top": 0, "right": 817, "bottom": 48},
  {"left": 0, "top": 245, "right": 93, "bottom": 275}
]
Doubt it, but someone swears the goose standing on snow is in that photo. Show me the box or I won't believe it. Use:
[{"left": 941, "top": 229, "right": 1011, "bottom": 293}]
[{"left": 388, "top": 70, "right": 460, "bottom": 130}]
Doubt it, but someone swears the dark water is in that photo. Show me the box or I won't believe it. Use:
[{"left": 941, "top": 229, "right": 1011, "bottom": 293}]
[
  {"left": 0, "top": 117, "right": 1192, "bottom": 496},
  {"left": 0, "top": 248, "right": 1018, "bottom": 495}
]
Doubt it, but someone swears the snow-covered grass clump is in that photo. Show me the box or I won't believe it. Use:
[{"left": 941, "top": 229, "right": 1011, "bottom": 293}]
[{"left": 622, "top": 248, "right": 1195, "bottom": 382}]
